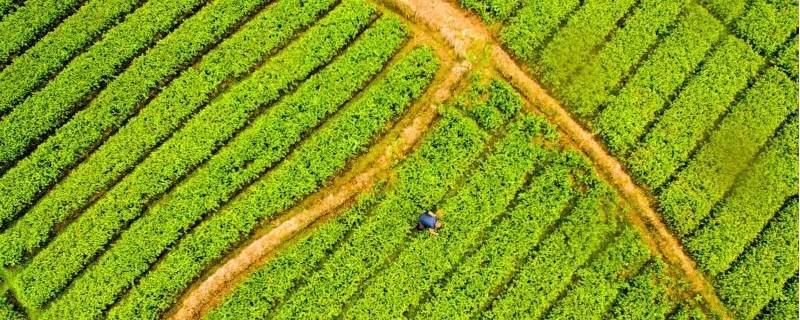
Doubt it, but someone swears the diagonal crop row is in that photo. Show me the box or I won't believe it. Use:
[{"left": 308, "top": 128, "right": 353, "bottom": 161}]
[
  {"left": 757, "top": 276, "right": 798, "bottom": 320},
  {"left": 535, "top": 0, "right": 638, "bottom": 90},
  {"left": 0, "top": 0, "right": 337, "bottom": 268},
  {"left": 734, "top": 0, "right": 798, "bottom": 56},
  {"left": 684, "top": 116, "right": 798, "bottom": 276},
  {"left": 625, "top": 35, "right": 763, "bottom": 188},
  {"left": 498, "top": 0, "right": 580, "bottom": 63},
  {"left": 454, "top": 77, "right": 522, "bottom": 132},
  {"left": 0, "top": 0, "right": 85, "bottom": 64},
  {"left": 12, "top": 1, "right": 376, "bottom": 308},
  {"left": 105, "top": 45, "right": 440, "bottom": 320},
  {"left": 559, "top": 0, "right": 684, "bottom": 118},
  {"left": 698, "top": 0, "right": 746, "bottom": 24},
  {"left": 344, "top": 114, "right": 554, "bottom": 319},
  {"left": 458, "top": 0, "right": 520, "bottom": 22},
  {"left": 38, "top": 16, "right": 409, "bottom": 319},
  {"left": 543, "top": 226, "right": 651, "bottom": 320},
  {"left": 0, "top": 0, "right": 144, "bottom": 113},
  {"left": 606, "top": 261, "right": 683, "bottom": 319},
  {"left": 415, "top": 157, "right": 579, "bottom": 319},
  {"left": 268, "top": 108, "right": 490, "bottom": 320},
  {"left": 775, "top": 35, "right": 798, "bottom": 79},
  {"left": 714, "top": 199, "right": 799, "bottom": 319},
  {"left": 0, "top": 0, "right": 207, "bottom": 169},
  {"left": 594, "top": 4, "right": 723, "bottom": 156},
  {"left": 0, "top": 0, "right": 277, "bottom": 232},
  {"left": 204, "top": 190, "right": 385, "bottom": 320},
  {"left": 658, "top": 68, "right": 796, "bottom": 236}
]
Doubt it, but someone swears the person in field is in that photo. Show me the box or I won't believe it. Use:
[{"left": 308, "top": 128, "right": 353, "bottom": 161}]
[{"left": 417, "top": 210, "right": 444, "bottom": 235}]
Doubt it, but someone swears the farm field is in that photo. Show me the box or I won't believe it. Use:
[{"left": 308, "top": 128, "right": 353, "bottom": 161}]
[{"left": 0, "top": 0, "right": 796, "bottom": 319}]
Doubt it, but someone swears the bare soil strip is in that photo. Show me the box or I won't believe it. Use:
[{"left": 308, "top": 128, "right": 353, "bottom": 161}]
[
  {"left": 391, "top": 0, "right": 731, "bottom": 318},
  {"left": 169, "top": 59, "right": 471, "bottom": 320}
]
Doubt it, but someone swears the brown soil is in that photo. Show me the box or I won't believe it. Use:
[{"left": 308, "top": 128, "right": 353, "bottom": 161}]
[
  {"left": 391, "top": 0, "right": 731, "bottom": 318},
  {"left": 169, "top": 57, "right": 470, "bottom": 320}
]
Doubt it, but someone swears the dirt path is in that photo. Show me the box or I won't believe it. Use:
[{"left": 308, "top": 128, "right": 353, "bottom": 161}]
[
  {"left": 390, "top": 0, "right": 731, "bottom": 318},
  {"left": 169, "top": 59, "right": 470, "bottom": 320}
]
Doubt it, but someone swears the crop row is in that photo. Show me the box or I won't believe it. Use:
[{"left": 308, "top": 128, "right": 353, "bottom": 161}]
[
  {"left": 658, "top": 68, "right": 796, "bottom": 236},
  {"left": 416, "top": 156, "right": 579, "bottom": 318},
  {"left": 0, "top": 0, "right": 284, "bottom": 240},
  {"left": 698, "top": 0, "right": 745, "bottom": 23},
  {"left": 105, "top": 45, "right": 439, "bottom": 320},
  {"left": 485, "top": 185, "right": 619, "bottom": 319},
  {"left": 0, "top": 0, "right": 337, "bottom": 267},
  {"left": 536, "top": 0, "right": 638, "bottom": 90},
  {"left": 714, "top": 199, "right": 798, "bottom": 319},
  {"left": 544, "top": 226, "right": 651, "bottom": 320},
  {"left": 560, "top": 0, "right": 684, "bottom": 118},
  {"left": 39, "top": 15, "right": 409, "bottom": 319},
  {"left": 208, "top": 107, "right": 488, "bottom": 319},
  {"left": 775, "top": 35, "right": 798, "bottom": 79},
  {"left": 625, "top": 35, "right": 763, "bottom": 188},
  {"left": 498, "top": 0, "right": 580, "bottom": 63},
  {"left": 13, "top": 1, "right": 376, "bottom": 308},
  {"left": 701, "top": 0, "right": 796, "bottom": 56},
  {"left": 0, "top": 0, "right": 207, "bottom": 169},
  {"left": 684, "top": 116, "right": 798, "bottom": 276},
  {"left": 0, "top": 0, "right": 143, "bottom": 112},
  {"left": 459, "top": 0, "right": 520, "bottom": 22},
  {"left": 757, "top": 276, "right": 798, "bottom": 320},
  {"left": 459, "top": 78, "right": 523, "bottom": 131},
  {"left": 345, "top": 115, "right": 554, "bottom": 318},
  {"left": 205, "top": 190, "right": 385, "bottom": 320},
  {"left": 669, "top": 304, "right": 709, "bottom": 320},
  {"left": 0, "top": 0, "right": 12, "bottom": 18},
  {"left": 606, "top": 261, "right": 682, "bottom": 319},
  {"left": 0, "top": 0, "right": 84, "bottom": 64},
  {"left": 594, "top": 4, "right": 723, "bottom": 156}
]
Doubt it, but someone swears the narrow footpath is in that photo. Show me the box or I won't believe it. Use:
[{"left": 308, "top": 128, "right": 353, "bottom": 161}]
[{"left": 389, "top": 0, "right": 731, "bottom": 318}]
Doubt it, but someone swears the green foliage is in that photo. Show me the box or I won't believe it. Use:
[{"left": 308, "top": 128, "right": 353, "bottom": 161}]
[
  {"left": 38, "top": 14, "right": 408, "bottom": 320},
  {"left": 205, "top": 190, "right": 384, "bottom": 320},
  {"left": 560, "top": 0, "right": 685, "bottom": 117},
  {"left": 685, "top": 117, "right": 798, "bottom": 276},
  {"left": 457, "top": 76, "right": 523, "bottom": 131},
  {"left": 735, "top": 0, "right": 798, "bottom": 55},
  {"left": 0, "top": 0, "right": 336, "bottom": 266},
  {"left": 775, "top": 36, "right": 798, "bottom": 79},
  {"left": 0, "top": 0, "right": 141, "bottom": 112},
  {"left": 626, "top": 36, "right": 763, "bottom": 188},
  {"left": 668, "top": 304, "right": 709, "bottom": 320},
  {"left": 344, "top": 114, "right": 554, "bottom": 319},
  {"left": 106, "top": 45, "right": 439, "bottom": 320},
  {"left": 595, "top": 4, "right": 723, "bottom": 155},
  {"left": 0, "top": 0, "right": 84, "bottom": 64},
  {"left": 13, "top": 1, "right": 375, "bottom": 308},
  {"left": 499, "top": 0, "right": 580, "bottom": 63},
  {"left": 715, "top": 199, "right": 799, "bottom": 319},
  {"left": 698, "top": 0, "right": 747, "bottom": 23},
  {"left": 536, "top": 0, "right": 638, "bottom": 89},
  {"left": 757, "top": 276, "right": 799, "bottom": 320},
  {"left": 459, "top": 0, "right": 520, "bottom": 22},
  {"left": 608, "top": 261, "right": 681, "bottom": 319},
  {"left": 0, "top": 0, "right": 205, "bottom": 169},
  {"left": 0, "top": 295, "right": 23, "bottom": 320},
  {"left": 659, "top": 68, "right": 796, "bottom": 236}
]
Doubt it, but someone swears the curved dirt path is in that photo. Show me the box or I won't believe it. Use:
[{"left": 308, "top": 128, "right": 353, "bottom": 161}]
[
  {"left": 170, "top": 60, "right": 471, "bottom": 320},
  {"left": 390, "top": 0, "right": 731, "bottom": 318}
]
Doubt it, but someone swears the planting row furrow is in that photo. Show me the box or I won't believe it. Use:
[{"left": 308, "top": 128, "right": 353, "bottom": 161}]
[
  {"left": 0, "top": 0, "right": 144, "bottom": 113},
  {"left": 757, "top": 276, "right": 798, "bottom": 320},
  {"left": 0, "top": 0, "right": 273, "bottom": 234},
  {"left": 459, "top": 0, "right": 519, "bottom": 22},
  {"left": 659, "top": 68, "right": 796, "bottom": 236},
  {"left": 204, "top": 190, "right": 384, "bottom": 320},
  {"left": 775, "top": 35, "right": 798, "bottom": 79},
  {"left": 697, "top": 0, "right": 746, "bottom": 24},
  {"left": 206, "top": 106, "right": 490, "bottom": 319},
  {"left": 484, "top": 186, "right": 619, "bottom": 319},
  {"left": 594, "top": 4, "right": 723, "bottom": 156},
  {"left": 0, "top": 0, "right": 207, "bottom": 169},
  {"left": 536, "top": 0, "right": 638, "bottom": 89},
  {"left": 498, "top": 0, "right": 580, "bottom": 63},
  {"left": 714, "top": 199, "right": 799, "bottom": 319},
  {"left": 684, "top": 116, "right": 798, "bottom": 275},
  {"left": 0, "top": 0, "right": 13, "bottom": 18},
  {"left": 606, "top": 261, "right": 681, "bottom": 319},
  {"left": 266, "top": 107, "right": 490, "bottom": 319},
  {"left": 106, "top": 45, "right": 439, "bottom": 320},
  {"left": 345, "top": 114, "right": 554, "bottom": 319},
  {"left": 0, "top": 0, "right": 336, "bottom": 267},
  {"left": 40, "top": 16, "right": 408, "bottom": 319},
  {"left": 544, "top": 227, "right": 651, "bottom": 320},
  {"left": 13, "top": 1, "right": 375, "bottom": 308},
  {"left": 0, "top": 0, "right": 84, "bottom": 64},
  {"left": 415, "top": 156, "right": 578, "bottom": 319},
  {"left": 559, "top": 0, "right": 684, "bottom": 118},
  {"left": 625, "top": 35, "right": 763, "bottom": 188},
  {"left": 0, "top": 295, "right": 23, "bottom": 320},
  {"left": 733, "top": 0, "right": 798, "bottom": 56}
]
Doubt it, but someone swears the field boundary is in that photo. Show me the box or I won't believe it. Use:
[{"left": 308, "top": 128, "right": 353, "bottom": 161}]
[{"left": 386, "top": 0, "right": 731, "bottom": 318}]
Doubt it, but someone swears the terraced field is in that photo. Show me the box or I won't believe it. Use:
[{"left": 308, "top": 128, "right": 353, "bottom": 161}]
[{"left": 0, "top": 0, "right": 796, "bottom": 319}]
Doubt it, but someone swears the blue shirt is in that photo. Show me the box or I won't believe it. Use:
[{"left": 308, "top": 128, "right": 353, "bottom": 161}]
[{"left": 419, "top": 212, "right": 437, "bottom": 229}]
